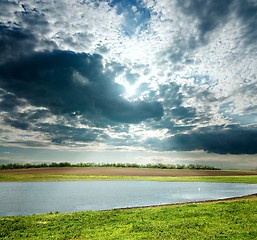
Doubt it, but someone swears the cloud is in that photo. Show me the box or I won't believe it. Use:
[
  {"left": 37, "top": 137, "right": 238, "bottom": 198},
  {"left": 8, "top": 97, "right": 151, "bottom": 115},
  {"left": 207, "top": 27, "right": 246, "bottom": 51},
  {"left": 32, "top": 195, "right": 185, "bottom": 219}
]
[
  {"left": 177, "top": 0, "right": 257, "bottom": 46},
  {"left": 149, "top": 124, "right": 257, "bottom": 154},
  {"left": 157, "top": 81, "right": 220, "bottom": 130},
  {"left": 0, "top": 91, "right": 26, "bottom": 112},
  {"left": 110, "top": 0, "right": 151, "bottom": 36},
  {"left": 4, "top": 116, "right": 31, "bottom": 131},
  {"left": 125, "top": 70, "right": 140, "bottom": 84},
  {"left": 0, "top": 0, "right": 257, "bottom": 168},
  {"left": 235, "top": 0, "right": 257, "bottom": 45},
  {"left": 37, "top": 123, "right": 106, "bottom": 145},
  {"left": 0, "top": 103, "right": 106, "bottom": 148},
  {"left": 177, "top": 0, "right": 234, "bottom": 42},
  {"left": 15, "top": 7, "right": 50, "bottom": 34},
  {"left": 0, "top": 26, "right": 35, "bottom": 63},
  {"left": 0, "top": 25, "right": 57, "bottom": 64},
  {"left": 171, "top": 106, "right": 197, "bottom": 122},
  {"left": 0, "top": 50, "right": 163, "bottom": 124}
]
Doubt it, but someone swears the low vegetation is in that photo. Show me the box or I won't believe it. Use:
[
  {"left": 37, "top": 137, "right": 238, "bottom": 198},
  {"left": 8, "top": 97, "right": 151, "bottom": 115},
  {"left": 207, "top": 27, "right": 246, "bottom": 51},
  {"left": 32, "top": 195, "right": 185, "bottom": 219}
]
[
  {"left": 1, "top": 174, "right": 257, "bottom": 183},
  {"left": 1, "top": 197, "right": 256, "bottom": 239},
  {"left": 0, "top": 162, "right": 220, "bottom": 170}
]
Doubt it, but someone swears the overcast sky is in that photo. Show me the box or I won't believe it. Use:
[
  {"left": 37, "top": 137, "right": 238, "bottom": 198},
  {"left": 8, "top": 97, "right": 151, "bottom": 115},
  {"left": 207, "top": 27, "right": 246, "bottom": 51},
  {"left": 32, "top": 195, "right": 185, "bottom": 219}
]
[{"left": 0, "top": 0, "right": 257, "bottom": 169}]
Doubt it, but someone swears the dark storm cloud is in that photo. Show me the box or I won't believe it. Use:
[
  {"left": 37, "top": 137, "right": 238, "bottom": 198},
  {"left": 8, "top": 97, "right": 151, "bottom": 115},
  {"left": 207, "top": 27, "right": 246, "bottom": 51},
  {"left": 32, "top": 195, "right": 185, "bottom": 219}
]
[
  {"left": 0, "top": 50, "right": 163, "bottom": 124},
  {"left": 0, "top": 25, "right": 57, "bottom": 64},
  {"left": 1, "top": 105, "right": 106, "bottom": 146},
  {"left": 244, "top": 105, "right": 257, "bottom": 114},
  {"left": 15, "top": 8, "right": 50, "bottom": 34},
  {"left": 177, "top": 0, "right": 233, "bottom": 42},
  {"left": 236, "top": 0, "right": 257, "bottom": 45},
  {"left": 159, "top": 82, "right": 183, "bottom": 107},
  {"left": 0, "top": 92, "right": 26, "bottom": 112},
  {"left": 148, "top": 125, "right": 257, "bottom": 154},
  {"left": 1, "top": 0, "right": 50, "bottom": 34},
  {"left": 0, "top": 0, "right": 57, "bottom": 64},
  {"left": 0, "top": 25, "right": 37, "bottom": 64},
  {"left": 4, "top": 116, "right": 31, "bottom": 130},
  {"left": 37, "top": 123, "right": 106, "bottom": 145},
  {"left": 3, "top": 108, "right": 51, "bottom": 128},
  {"left": 158, "top": 82, "right": 214, "bottom": 127},
  {"left": 102, "top": 100, "right": 163, "bottom": 123},
  {"left": 171, "top": 106, "right": 197, "bottom": 122},
  {"left": 151, "top": 118, "right": 194, "bottom": 135},
  {"left": 177, "top": 0, "right": 257, "bottom": 45},
  {"left": 2, "top": 109, "right": 41, "bottom": 131}
]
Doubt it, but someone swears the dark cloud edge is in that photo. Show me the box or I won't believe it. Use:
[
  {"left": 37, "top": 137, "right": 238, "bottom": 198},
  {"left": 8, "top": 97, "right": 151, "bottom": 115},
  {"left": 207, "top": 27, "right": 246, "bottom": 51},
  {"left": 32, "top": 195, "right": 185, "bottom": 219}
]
[
  {"left": 145, "top": 124, "right": 257, "bottom": 155},
  {"left": 0, "top": 49, "right": 163, "bottom": 124}
]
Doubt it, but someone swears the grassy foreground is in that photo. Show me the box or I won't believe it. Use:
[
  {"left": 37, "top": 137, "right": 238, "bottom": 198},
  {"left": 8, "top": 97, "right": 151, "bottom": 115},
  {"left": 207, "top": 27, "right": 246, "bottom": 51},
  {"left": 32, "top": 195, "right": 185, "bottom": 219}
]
[
  {"left": 1, "top": 197, "right": 257, "bottom": 239},
  {"left": 1, "top": 174, "right": 257, "bottom": 183},
  {"left": 1, "top": 174, "right": 256, "bottom": 239}
]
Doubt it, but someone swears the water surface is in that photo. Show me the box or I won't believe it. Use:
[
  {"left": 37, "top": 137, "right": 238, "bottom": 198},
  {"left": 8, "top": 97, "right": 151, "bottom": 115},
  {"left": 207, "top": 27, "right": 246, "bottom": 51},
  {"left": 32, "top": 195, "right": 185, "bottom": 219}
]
[{"left": 0, "top": 181, "right": 256, "bottom": 217}]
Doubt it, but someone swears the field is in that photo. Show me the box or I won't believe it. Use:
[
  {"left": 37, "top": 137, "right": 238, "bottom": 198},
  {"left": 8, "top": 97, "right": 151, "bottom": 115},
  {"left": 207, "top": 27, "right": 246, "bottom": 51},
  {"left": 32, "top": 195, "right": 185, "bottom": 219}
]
[
  {"left": 1, "top": 167, "right": 257, "bottom": 239},
  {"left": 1, "top": 167, "right": 257, "bottom": 177},
  {"left": 1, "top": 174, "right": 257, "bottom": 184},
  {"left": 1, "top": 167, "right": 257, "bottom": 183}
]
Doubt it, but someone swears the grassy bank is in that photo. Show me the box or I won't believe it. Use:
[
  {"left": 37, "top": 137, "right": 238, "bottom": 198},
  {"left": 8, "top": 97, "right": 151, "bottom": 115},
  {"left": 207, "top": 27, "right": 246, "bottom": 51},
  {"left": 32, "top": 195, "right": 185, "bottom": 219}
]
[
  {"left": 1, "top": 197, "right": 256, "bottom": 239},
  {"left": 1, "top": 174, "right": 257, "bottom": 183}
]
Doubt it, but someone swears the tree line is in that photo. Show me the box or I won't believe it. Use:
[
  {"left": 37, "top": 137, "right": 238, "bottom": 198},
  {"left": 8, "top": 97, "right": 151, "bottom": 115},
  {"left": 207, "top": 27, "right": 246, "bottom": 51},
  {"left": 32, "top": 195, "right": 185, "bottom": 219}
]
[{"left": 0, "top": 162, "right": 220, "bottom": 170}]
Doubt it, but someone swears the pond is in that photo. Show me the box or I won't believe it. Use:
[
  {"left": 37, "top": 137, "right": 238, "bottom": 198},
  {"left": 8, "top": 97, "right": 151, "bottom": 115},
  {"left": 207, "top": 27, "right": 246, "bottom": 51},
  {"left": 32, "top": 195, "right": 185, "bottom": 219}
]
[{"left": 0, "top": 181, "right": 256, "bottom": 217}]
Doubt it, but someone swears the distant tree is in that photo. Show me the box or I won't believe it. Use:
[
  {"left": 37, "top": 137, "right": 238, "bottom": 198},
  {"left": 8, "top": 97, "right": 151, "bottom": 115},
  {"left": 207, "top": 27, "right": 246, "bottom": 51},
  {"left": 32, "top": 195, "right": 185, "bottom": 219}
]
[{"left": 0, "top": 162, "right": 220, "bottom": 170}]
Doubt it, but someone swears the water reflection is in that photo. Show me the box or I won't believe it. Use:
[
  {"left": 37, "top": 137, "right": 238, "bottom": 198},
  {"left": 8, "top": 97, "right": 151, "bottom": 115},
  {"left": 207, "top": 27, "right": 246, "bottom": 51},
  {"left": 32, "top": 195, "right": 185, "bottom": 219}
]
[{"left": 0, "top": 181, "right": 256, "bottom": 217}]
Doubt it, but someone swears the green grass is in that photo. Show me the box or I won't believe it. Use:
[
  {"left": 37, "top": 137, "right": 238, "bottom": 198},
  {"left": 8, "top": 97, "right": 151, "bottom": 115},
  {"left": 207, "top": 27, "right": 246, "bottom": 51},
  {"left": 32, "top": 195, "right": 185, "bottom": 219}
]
[
  {"left": 1, "top": 174, "right": 257, "bottom": 183},
  {"left": 1, "top": 197, "right": 256, "bottom": 239}
]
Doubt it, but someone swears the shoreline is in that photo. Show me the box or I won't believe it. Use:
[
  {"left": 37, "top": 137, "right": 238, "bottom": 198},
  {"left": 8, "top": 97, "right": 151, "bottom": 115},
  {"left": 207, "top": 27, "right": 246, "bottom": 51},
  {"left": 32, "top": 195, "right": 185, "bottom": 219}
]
[
  {"left": 1, "top": 193, "right": 256, "bottom": 218},
  {"left": 101, "top": 193, "right": 257, "bottom": 212}
]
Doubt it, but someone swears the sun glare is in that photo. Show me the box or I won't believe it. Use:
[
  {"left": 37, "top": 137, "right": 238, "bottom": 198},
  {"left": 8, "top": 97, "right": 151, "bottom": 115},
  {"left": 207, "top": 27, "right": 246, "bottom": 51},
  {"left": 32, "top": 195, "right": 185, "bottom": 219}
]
[
  {"left": 115, "top": 75, "right": 140, "bottom": 99},
  {"left": 123, "top": 82, "right": 138, "bottom": 97}
]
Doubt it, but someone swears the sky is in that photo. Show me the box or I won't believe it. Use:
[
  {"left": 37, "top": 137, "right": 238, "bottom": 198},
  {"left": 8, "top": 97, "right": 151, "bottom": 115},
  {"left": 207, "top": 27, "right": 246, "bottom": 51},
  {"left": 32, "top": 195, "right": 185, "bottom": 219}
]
[{"left": 0, "top": 0, "right": 257, "bottom": 169}]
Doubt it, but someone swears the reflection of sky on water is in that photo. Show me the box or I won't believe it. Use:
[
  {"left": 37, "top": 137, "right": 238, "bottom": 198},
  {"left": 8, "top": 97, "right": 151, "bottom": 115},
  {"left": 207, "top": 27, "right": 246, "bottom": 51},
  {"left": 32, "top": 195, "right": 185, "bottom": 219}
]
[{"left": 0, "top": 181, "right": 256, "bottom": 217}]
